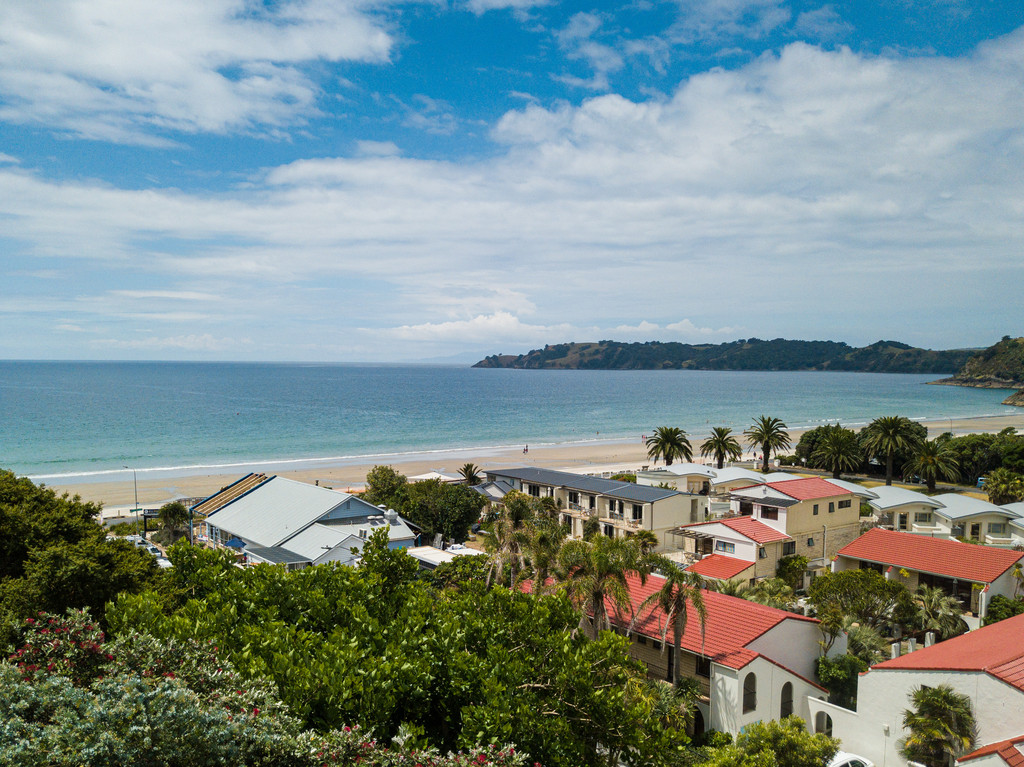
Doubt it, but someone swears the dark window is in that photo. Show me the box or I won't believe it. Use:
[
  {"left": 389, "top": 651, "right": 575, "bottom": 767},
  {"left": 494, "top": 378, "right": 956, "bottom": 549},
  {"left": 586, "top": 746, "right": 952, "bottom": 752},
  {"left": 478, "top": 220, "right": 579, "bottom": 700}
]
[
  {"left": 589, "top": 496, "right": 596, "bottom": 509},
  {"left": 758, "top": 547, "right": 767, "bottom": 559},
  {"left": 761, "top": 508, "right": 778, "bottom": 520},
  {"left": 829, "top": 502, "right": 835, "bottom": 513},
  {"left": 838, "top": 499, "right": 852, "bottom": 509},
  {"left": 695, "top": 655, "right": 711, "bottom": 678},
  {"left": 739, "top": 501, "right": 753, "bottom": 516},
  {"left": 742, "top": 673, "right": 757, "bottom": 713},
  {"left": 637, "top": 635, "right": 647, "bottom": 645},
  {"left": 782, "top": 541, "right": 796, "bottom": 556},
  {"left": 632, "top": 504, "right": 643, "bottom": 521},
  {"left": 568, "top": 491, "right": 579, "bottom": 505},
  {"left": 813, "top": 504, "right": 819, "bottom": 515},
  {"left": 528, "top": 484, "right": 540, "bottom": 498},
  {"left": 806, "top": 537, "right": 815, "bottom": 547},
  {"left": 604, "top": 524, "right": 615, "bottom": 538},
  {"left": 780, "top": 682, "right": 793, "bottom": 718}
]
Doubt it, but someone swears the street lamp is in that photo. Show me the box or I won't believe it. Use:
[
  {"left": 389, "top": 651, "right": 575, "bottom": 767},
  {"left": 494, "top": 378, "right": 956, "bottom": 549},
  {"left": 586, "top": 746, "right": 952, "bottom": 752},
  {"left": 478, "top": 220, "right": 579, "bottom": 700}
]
[{"left": 123, "top": 465, "right": 139, "bottom": 535}]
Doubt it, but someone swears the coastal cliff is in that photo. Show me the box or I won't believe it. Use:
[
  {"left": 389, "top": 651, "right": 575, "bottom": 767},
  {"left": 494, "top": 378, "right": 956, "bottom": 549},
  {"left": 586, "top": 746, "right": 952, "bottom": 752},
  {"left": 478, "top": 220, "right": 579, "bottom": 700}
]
[
  {"left": 473, "top": 338, "right": 974, "bottom": 373},
  {"left": 1004, "top": 389, "right": 1024, "bottom": 407},
  {"left": 931, "top": 336, "right": 1024, "bottom": 389}
]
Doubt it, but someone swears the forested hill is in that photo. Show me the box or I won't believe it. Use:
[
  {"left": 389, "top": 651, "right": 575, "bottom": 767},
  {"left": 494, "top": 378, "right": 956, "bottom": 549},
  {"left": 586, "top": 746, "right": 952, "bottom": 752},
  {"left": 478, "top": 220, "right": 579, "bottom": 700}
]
[
  {"left": 931, "top": 336, "right": 1024, "bottom": 389},
  {"left": 473, "top": 338, "right": 976, "bottom": 373}
]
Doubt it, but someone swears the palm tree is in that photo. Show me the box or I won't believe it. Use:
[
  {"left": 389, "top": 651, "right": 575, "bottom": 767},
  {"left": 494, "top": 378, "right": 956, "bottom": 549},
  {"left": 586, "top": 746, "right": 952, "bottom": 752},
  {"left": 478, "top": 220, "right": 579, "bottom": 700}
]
[
  {"left": 862, "top": 415, "right": 923, "bottom": 486},
  {"left": 700, "top": 427, "right": 743, "bottom": 470},
  {"left": 915, "top": 584, "right": 966, "bottom": 640},
  {"left": 745, "top": 416, "right": 792, "bottom": 473},
  {"left": 904, "top": 440, "right": 960, "bottom": 493},
  {"left": 484, "top": 496, "right": 533, "bottom": 588},
  {"left": 984, "top": 467, "right": 1024, "bottom": 505},
  {"left": 747, "top": 577, "right": 796, "bottom": 610},
  {"left": 158, "top": 501, "right": 189, "bottom": 539},
  {"left": 522, "top": 516, "right": 565, "bottom": 595},
  {"left": 458, "top": 463, "right": 482, "bottom": 485},
  {"left": 631, "top": 558, "right": 707, "bottom": 685},
  {"left": 645, "top": 426, "right": 693, "bottom": 466},
  {"left": 709, "top": 578, "right": 752, "bottom": 599},
  {"left": 810, "top": 425, "right": 863, "bottom": 479},
  {"left": 557, "top": 535, "right": 648, "bottom": 639},
  {"left": 845, "top": 620, "right": 889, "bottom": 666},
  {"left": 900, "top": 684, "right": 977, "bottom": 767},
  {"left": 632, "top": 529, "right": 659, "bottom": 556}
]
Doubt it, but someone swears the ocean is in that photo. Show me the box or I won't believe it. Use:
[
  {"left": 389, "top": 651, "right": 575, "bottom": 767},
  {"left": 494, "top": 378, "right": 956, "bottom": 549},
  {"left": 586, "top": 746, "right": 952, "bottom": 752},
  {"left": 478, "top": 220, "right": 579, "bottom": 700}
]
[{"left": 0, "top": 361, "right": 1016, "bottom": 481}]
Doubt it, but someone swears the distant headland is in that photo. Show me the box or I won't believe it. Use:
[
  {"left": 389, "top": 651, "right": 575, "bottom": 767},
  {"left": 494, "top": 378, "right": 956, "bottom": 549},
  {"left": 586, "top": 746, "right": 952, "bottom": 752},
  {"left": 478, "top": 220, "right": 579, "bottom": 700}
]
[{"left": 473, "top": 338, "right": 976, "bottom": 374}]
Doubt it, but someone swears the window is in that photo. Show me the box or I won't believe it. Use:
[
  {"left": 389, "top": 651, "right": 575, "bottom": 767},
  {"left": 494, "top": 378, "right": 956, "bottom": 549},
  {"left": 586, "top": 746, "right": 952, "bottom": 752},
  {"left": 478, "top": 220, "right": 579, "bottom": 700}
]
[
  {"left": 838, "top": 499, "right": 852, "bottom": 509},
  {"left": 695, "top": 655, "right": 711, "bottom": 678},
  {"left": 815, "top": 712, "right": 833, "bottom": 737},
  {"left": 715, "top": 541, "right": 736, "bottom": 554},
  {"left": 632, "top": 504, "right": 643, "bottom": 521},
  {"left": 568, "top": 491, "right": 579, "bottom": 505},
  {"left": 914, "top": 512, "right": 932, "bottom": 524},
  {"left": 588, "top": 495, "right": 596, "bottom": 510},
  {"left": 828, "top": 502, "right": 835, "bottom": 513},
  {"left": 604, "top": 524, "right": 615, "bottom": 538},
  {"left": 813, "top": 504, "right": 819, "bottom": 515},
  {"left": 760, "top": 508, "right": 778, "bottom": 520},
  {"left": 989, "top": 522, "right": 1007, "bottom": 535},
  {"left": 637, "top": 635, "right": 647, "bottom": 645},
  {"left": 782, "top": 541, "right": 796, "bottom": 556},
  {"left": 739, "top": 501, "right": 753, "bottom": 516},
  {"left": 758, "top": 547, "right": 767, "bottom": 559},
  {"left": 528, "top": 484, "right": 540, "bottom": 498},
  {"left": 806, "top": 537, "right": 815, "bottom": 547},
  {"left": 780, "top": 682, "right": 793, "bottom": 718},
  {"left": 742, "top": 673, "right": 757, "bottom": 713}
]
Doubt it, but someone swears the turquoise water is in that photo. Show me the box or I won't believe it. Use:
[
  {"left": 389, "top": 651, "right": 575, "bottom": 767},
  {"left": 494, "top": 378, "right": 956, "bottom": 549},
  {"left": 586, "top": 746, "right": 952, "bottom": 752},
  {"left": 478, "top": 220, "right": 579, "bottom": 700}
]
[{"left": 0, "top": 361, "right": 1015, "bottom": 480}]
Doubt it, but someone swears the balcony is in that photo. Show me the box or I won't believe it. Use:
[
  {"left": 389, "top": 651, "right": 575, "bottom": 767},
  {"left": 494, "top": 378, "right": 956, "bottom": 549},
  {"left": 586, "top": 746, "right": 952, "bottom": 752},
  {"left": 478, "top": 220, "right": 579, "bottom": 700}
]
[
  {"left": 602, "top": 511, "right": 643, "bottom": 530},
  {"left": 566, "top": 502, "right": 597, "bottom": 519},
  {"left": 984, "top": 533, "right": 1014, "bottom": 547}
]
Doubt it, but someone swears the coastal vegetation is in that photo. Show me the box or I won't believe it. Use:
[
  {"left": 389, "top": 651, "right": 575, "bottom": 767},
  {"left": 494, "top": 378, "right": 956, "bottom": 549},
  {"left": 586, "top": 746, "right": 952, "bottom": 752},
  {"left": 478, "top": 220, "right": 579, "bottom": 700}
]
[
  {"left": 932, "top": 335, "right": 1024, "bottom": 389},
  {"left": 474, "top": 338, "right": 975, "bottom": 372},
  {"left": 744, "top": 416, "right": 791, "bottom": 474},
  {"left": 645, "top": 426, "right": 693, "bottom": 466},
  {"left": 861, "top": 416, "right": 924, "bottom": 486},
  {"left": 700, "top": 427, "right": 743, "bottom": 469},
  {"left": 363, "top": 465, "right": 486, "bottom": 543},
  {"left": 899, "top": 685, "right": 977, "bottom": 767}
]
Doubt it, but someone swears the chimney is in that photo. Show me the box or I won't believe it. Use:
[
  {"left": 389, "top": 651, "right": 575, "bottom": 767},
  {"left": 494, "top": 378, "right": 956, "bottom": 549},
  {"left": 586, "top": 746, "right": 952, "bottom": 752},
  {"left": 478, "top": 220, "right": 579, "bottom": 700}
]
[
  {"left": 925, "top": 632, "right": 936, "bottom": 647},
  {"left": 908, "top": 638, "right": 917, "bottom": 653},
  {"left": 891, "top": 642, "right": 901, "bottom": 659}
]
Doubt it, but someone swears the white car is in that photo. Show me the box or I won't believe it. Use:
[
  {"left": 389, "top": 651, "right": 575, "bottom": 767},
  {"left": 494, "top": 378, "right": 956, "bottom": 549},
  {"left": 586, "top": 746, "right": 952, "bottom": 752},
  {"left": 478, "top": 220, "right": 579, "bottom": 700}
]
[
  {"left": 155, "top": 557, "right": 173, "bottom": 569},
  {"left": 828, "top": 752, "right": 874, "bottom": 767},
  {"left": 144, "top": 544, "right": 162, "bottom": 557}
]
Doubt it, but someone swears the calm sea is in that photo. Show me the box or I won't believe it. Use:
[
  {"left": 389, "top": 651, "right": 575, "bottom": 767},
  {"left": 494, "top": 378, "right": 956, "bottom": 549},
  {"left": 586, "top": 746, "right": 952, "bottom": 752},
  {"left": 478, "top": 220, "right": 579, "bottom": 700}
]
[{"left": 0, "top": 361, "right": 1015, "bottom": 481}]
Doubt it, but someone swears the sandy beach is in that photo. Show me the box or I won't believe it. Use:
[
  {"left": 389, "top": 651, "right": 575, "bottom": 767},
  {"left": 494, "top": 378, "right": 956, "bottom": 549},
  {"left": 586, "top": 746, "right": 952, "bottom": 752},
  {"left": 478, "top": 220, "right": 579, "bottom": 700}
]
[{"left": 37, "top": 412, "right": 1024, "bottom": 516}]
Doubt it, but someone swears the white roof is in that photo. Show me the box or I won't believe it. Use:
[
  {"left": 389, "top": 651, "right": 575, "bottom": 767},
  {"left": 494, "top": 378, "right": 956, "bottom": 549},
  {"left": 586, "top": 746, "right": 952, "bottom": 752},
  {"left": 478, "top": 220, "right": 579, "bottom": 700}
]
[
  {"left": 931, "top": 493, "right": 1018, "bottom": 521},
  {"left": 866, "top": 485, "right": 946, "bottom": 512},
  {"left": 204, "top": 476, "right": 352, "bottom": 547},
  {"left": 1003, "top": 503, "right": 1024, "bottom": 529},
  {"left": 406, "top": 545, "right": 486, "bottom": 567},
  {"left": 762, "top": 472, "right": 798, "bottom": 482},
  {"left": 409, "top": 471, "right": 461, "bottom": 482},
  {"left": 710, "top": 467, "right": 766, "bottom": 486},
  {"left": 818, "top": 478, "right": 879, "bottom": 499},
  {"left": 656, "top": 462, "right": 717, "bottom": 479}
]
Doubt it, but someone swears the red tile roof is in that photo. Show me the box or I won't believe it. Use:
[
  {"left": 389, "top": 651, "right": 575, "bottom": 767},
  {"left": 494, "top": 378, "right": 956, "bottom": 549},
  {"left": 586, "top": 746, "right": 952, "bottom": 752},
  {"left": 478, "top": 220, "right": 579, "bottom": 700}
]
[
  {"left": 960, "top": 735, "right": 1024, "bottom": 766},
  {"left": 686, "top": 554, "right": 754, "bottom": 580},
  {"left": 838, "top": 528, "right": 1023, "bottom": 583},
  {"left": 873, "top": 613, "right": 1024, "bottom": 692},
  {"left": 765, "top": 477, "right": 850, "bottom": 500},
  {"left": 617, "top": 572, "right": 817, "bottom": 670},
  {"left": 717, "top": 516, "right": 791, "bottom": 544}
]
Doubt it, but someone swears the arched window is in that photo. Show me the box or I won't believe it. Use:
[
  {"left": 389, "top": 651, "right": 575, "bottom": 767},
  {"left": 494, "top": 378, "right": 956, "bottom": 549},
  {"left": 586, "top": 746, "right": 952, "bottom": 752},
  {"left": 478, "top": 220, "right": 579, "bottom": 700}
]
[
  {"left": 815, "top": 711, "right": 833, "bottom": 737},
  {"left": 780, "top": 682, "right": 793, "bottom": 718},
  {"left": 742, "top": 672, "right": 757, "bottom": 713}
]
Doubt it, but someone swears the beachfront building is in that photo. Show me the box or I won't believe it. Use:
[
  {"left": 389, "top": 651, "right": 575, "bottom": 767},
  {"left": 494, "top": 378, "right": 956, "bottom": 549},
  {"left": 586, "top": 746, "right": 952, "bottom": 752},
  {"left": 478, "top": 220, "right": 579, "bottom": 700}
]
[
  {"left": 808, "top": 613, "right": 1024, "bottom": 767},
  {"left": 199, "top": 475, "right": 416, "bottom": 568},
  {"left": 613, "top": 572, "right": 841, "bottom": 735},
  {"left": 865, "top": 485, "right": 947, "bottom": 532},
  {"left": 669, "top": 477, "right": 863, "bottom": 586},
  {"left": 833, "top": 528, "right": 1024, "bottom": 623},
  {"left": 484, "top": 467, "right": 694, "bottom": 549},
  {"left": 709, "top": 467, "right": 769, "bottom": 495},
  {"left": 930, "top": 493, "right": 1020, "bottom": 545},
  {"left": 636, "top": 463, "right": 716, "bottom": 494},
  {"left": 1005, "top": 503, "right": 1024, "bottom": 547}
]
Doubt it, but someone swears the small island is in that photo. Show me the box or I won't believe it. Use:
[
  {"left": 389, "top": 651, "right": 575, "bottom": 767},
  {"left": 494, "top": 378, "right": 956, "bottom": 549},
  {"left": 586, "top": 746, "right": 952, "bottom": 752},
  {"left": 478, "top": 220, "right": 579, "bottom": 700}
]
[{"left": 929, "top": 336, "right": 1024, "bottom": 407}]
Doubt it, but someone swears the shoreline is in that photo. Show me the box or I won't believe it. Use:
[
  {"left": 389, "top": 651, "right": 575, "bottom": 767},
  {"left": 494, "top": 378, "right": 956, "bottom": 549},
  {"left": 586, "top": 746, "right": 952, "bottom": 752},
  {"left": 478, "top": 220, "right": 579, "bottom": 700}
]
[{"left": 36, "top": 412, "right": 1024, "bottom": 513}]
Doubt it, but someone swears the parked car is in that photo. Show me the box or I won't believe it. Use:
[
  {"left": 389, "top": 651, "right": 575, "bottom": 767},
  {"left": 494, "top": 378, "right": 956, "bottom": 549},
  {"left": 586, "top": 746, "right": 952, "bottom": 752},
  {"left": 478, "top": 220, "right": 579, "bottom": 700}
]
[
  {"left": 828, "top": 752, "right": 874, "bottom": 767},
  {"left": 155, "top": 557, "right": 173, "bottom": 569},
  {"left": 144, "top": 544, "right": 161, "bottom": 557}
]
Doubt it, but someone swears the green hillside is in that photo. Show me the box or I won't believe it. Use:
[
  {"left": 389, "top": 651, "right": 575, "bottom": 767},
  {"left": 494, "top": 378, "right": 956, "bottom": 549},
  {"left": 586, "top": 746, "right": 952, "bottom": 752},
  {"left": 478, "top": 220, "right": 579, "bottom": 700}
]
[
  {"left": 473, "top": 338, "right": 975, "bottom": 373},
  {"left": 933, "top": 336, "right": 1024, "bottom": 389}
]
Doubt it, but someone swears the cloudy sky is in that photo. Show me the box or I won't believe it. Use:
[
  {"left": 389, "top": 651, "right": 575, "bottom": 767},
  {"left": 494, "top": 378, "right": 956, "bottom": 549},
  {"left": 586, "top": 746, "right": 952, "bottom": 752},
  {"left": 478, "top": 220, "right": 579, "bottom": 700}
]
[{"left": 2, "top": 0, "right": 1023, "bottom": 362}]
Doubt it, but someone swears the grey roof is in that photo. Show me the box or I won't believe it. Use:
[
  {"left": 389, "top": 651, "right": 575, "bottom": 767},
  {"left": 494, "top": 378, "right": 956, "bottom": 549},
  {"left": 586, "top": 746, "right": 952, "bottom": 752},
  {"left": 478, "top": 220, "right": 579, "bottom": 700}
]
[
  {"left": 486, "top": 467, "right": 680, "bottom": 503},
  {"left": 204, "top": 476, "right": 351, "bottom": 547},
  {"left": 821, "top": 478, "right": 879, "bottom": 499},
  {"left": 709, "top": 467, "right": 766, "bottom": 487},
  {"left": 729, "top": 484, "right": 801, "bottom": 508},
  {"left": 1003, "top": 503, "right": 1024, "bottom": 529},
  {"left": 283, "top": 518, "right": 415, "bottom": 561},
  {"left": 866, "top": 486, "right": 946, "bottom": 512},
  {"left": 471, "top": 480, "right": 515, "bottom": 501},
  {"left": 245, "top": 546, "right": 312, "bottom": 566},
  {"left": 931, "top": 493, "right": 1018, "bottom": 521}
]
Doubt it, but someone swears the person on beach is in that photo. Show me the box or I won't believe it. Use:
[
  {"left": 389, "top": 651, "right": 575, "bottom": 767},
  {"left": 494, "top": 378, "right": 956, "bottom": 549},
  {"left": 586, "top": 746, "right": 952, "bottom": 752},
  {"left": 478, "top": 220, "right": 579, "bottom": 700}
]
[{"left": 523, "top": 445, "right": 529, "bottom": 454}]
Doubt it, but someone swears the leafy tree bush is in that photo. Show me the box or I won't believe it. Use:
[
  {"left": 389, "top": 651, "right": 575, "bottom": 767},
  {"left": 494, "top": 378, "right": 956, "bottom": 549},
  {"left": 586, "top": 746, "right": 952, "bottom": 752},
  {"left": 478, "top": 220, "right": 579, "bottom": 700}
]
[
  {"left": 815, "top": 654, "right": 867, "bottom": 710},
  {"left": 775, "top": 555, "right": 808, "bottom": 591},
  {"left": 808, "top": 568, "right": 914, "bottom": 632},
  {"left": 403, "top": 480, "right": 487, "bottom": 543},
  {"left": 702, "top": 716, "right": 838, "bottom": 767},
  {"left": 983, "top": 594, "right": 1024, "bottom": 625},
  {"left": 363, "top": 465, "right": 409, "bottom": 508}
]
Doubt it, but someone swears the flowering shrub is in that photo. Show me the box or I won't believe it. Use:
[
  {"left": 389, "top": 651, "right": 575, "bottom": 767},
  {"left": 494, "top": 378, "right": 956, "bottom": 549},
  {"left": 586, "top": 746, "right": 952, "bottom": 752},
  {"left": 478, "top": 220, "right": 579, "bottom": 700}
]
[{"left": 7, "top": 609, "right": 108, "bottom": 686}]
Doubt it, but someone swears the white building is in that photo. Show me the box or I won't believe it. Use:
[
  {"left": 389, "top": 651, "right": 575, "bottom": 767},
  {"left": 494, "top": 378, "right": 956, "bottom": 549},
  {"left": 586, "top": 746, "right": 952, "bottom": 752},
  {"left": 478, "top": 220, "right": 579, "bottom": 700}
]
[
  {"left": 930, "top": 494, "right": 1020, "bottom": 545},
  {"left": 809, "top": 613, "right": 1024, "bottom": 767},
  {"left": 865, "top": 485, "right": 947, "bottom": 533}
]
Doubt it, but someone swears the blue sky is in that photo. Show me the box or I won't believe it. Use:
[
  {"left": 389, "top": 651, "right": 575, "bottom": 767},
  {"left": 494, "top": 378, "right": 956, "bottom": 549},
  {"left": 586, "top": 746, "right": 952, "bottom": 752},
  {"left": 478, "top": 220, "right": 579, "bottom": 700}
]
[{"left": 2, "top": 0, "right": 1023, "bottom": 362}]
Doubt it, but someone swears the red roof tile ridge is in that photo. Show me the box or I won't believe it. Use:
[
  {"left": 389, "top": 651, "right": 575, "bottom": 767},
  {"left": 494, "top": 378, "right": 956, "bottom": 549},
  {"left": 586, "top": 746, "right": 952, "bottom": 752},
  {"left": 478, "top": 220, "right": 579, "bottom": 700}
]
[
  {"left": 959, "top": 734, "right": 1024, "bottom": 764},
  {"left": 764, "top": 477, "right": 846, "bottom": 500}
]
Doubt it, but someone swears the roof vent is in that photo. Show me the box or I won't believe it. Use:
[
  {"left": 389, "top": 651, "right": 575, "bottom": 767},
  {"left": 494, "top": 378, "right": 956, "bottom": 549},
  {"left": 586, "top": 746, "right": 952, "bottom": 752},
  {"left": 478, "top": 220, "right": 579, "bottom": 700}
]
[
  {"left": 925, "top": 632, "right": 935, "bottom": 647},
  {"left": 907, "top": 638, "right": 917, "bottom": 653},
  {"left": 890, "top": 642, "right": 901, "bottom": 659}
]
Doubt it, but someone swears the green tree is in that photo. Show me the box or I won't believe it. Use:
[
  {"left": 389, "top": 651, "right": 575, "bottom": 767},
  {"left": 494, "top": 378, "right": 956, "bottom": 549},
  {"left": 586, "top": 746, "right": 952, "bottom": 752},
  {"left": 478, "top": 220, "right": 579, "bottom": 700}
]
[
  {"left": 522, "top": 515, "right": 565, "bottom": 595},
  {"left": 403, "top": 480, "right": 486, "bottom": 543},
  {"left": 844, "top": 620, "right": 889, "bottom": 666},
  {"left": 632, "top": 529, "right": 659, "bottom": 556},
  {"left": 645, "top": 426, "right": 693, "bottom": 467},
  {"left": 914, "top": 584, "right": 966, "bottom": 640},
  {"left": 984, "top": 467, "right": 1024, "bottom": 505},
  {"left": 557, "top": 535, "right": 648, "bottom": 639},
  {"left": 748, "top": 577, "right": 796, "bottom": 610},
  {"left": 808, "top": 568, "right": 914, "bottom": 631},
  {"left": 362, "top": 465, "right": 408, "bottom": 508},
  {"left": 630, "top": 558, "right": 707, "bottom": 686},
  {"left": 744, "top": 416, "right": 792, "bottom": 474},
  {"left": 703, "top": 716, "right": 839, "bottom": 767},
  {"left": 904, "top": 440, "right": 960, "bottom": 493},
  {"left": 862, "top": 416, "right": 924, "bottom": 485},
  {"left": 484, "top": 506, "right": 530, "bottom": 588},
  {"left": 810, "top": 425, "right": 863, "bottom": 479},
  {"left": 900, "top": 684, "right": 977, "bottom": 767},
  {"left": 709, "top": 578, "right": 752, "bottom": 599},
  {"left": 157, "top": 500, "right": 190, "bottom": 540},
  {"left": 776, "top": 555, "right": 808, "bottom": 591},
  {"left": 458, "top": 463, "right": 482, "bottom": 485},
  {"left": 815, "top": 654, "right": 867, "bottom": 710},
  {"left": 983, "top": 594, "right": 1024, "bottom": 625},
  {"left": 701, "top": 427, "right": 743, "bottom": 470}
]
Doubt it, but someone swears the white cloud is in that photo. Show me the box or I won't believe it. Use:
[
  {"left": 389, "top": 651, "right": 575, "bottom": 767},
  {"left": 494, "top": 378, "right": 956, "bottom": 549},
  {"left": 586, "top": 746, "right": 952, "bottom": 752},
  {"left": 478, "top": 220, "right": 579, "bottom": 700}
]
[
  {"left": 464, "top": 0, "right": 551, "bottom": 14},
  {"left": 793, "top": 6, "right": 853, "bottom": 41},
  {"left": 3, "top": 33, "right": 1024, "bottom": 358},
  {"left": 670, "top": 0, "right": 792, "bottom": 43},
  {"left": 0, "top": 0, "right": 394, "bottom": 142},
  {"left": 93, "top": 333, "right": 247, "bottom": 351},
  {"left": 108, "top": 290, "right": 221, "bottom": 301},
  {"left": 554, "top": 13, "right": 624, "bottom": 91}
]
